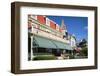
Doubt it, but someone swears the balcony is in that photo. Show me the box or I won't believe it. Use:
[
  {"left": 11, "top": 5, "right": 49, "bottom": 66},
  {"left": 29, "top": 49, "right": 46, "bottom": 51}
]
[{"left": 32, "top": 28, "right": 70, "bottom": 44}]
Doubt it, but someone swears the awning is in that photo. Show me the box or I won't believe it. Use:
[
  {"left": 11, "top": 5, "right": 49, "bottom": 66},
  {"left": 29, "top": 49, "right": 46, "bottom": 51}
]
[
  {"left": 33, "top": 35, "right": 57, "bottom": 49},
  {"left": 33, "top": 35, "right": 73, "bottom": 50},
  {"left": 51, "top": 40, "right": 73, "bottom": 50}
]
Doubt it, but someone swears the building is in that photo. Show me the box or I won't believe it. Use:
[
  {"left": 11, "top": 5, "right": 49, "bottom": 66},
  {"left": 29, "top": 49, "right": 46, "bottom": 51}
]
[
  {"left": 28, "top": 15, "right": 73, "bottom": 60},
  {"left": 70, "top": 35, "right": 76, "bottom": 49}
]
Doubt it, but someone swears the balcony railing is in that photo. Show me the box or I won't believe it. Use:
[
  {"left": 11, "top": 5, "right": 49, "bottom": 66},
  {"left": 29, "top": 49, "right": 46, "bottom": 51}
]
[{"left": 32, "top": 27, "right": 70, "bottom": 44}]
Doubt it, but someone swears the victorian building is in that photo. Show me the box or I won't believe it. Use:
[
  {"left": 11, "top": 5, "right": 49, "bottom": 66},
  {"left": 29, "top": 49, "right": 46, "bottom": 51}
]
[{"left": 28, "top": 15, "right": 76, "bottom": 60}]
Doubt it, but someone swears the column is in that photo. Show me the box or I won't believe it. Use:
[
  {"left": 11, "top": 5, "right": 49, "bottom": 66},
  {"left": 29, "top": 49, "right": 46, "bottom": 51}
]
[{"left": 30, "top": 36, "right": 33, "bottom": 60}]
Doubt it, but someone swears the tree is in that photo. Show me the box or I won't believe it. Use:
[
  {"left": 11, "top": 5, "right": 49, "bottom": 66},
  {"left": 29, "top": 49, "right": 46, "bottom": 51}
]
[
  {"left": 79, "top": 39, "right": 87, "bottom": 47},
  {"left": 78, "top": 39, "right": 88, "bottom": 57},
  {"left": 81, "top": 46, "right": 88, "bottom": 56}
]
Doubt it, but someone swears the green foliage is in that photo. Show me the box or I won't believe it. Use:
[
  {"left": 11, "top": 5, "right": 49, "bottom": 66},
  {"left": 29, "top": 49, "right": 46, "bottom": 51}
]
[
  {"left": 69, "top": 54, "right": 75, "bottom": 59},
  {"left": 79, "top": 39, "right": 87, "bottom": 47},
  {"left": 78, "top": 39, "right": 88, "bottom": 57},
  {"left": 81, "top": 47, "right": 88, "bottom": 56},
  {"left": 33, "top": 55, "right": 56, "bottom": 60}
]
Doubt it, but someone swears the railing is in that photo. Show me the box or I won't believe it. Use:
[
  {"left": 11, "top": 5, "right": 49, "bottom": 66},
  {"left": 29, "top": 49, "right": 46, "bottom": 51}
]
[{"left": 32, "top": 27, "right": 70, "bottom": 44}]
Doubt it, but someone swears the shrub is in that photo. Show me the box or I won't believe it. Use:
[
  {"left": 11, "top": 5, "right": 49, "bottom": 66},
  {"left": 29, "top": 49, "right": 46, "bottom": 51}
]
[
  {"left": 33, "top": 55, "right": 56, "bottom": 60},
  {"left": 69, "top": 54, "right": 75, "bottom": 59},
  {"left": 81, "top": 47, "right": 88, "bottom": 56}
]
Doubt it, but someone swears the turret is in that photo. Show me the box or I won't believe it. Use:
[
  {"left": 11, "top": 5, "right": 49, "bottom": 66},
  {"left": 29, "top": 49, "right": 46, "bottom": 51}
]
[{"left": 61, "top": 20, "right": 68, "bottom": 38}]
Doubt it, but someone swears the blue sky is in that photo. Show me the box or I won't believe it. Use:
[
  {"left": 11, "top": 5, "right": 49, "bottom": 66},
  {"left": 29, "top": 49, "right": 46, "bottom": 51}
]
[{"left": 47, "top": 16, "right": 88, "bottom": 42}]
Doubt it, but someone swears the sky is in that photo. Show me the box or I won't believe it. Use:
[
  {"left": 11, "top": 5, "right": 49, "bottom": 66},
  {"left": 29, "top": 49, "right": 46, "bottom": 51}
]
[{"left": 47, "top": 16, "right": 88, "bottom": 42}]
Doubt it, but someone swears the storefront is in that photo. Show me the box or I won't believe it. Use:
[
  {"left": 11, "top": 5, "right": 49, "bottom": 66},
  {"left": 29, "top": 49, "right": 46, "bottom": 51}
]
[{"left": 28, "top": 35, "right": 73, "bottom": 60}]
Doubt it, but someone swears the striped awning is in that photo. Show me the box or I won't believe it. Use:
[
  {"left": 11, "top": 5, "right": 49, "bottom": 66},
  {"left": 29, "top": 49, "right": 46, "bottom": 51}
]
[
  {"left": 51, "top": 39, "right": 73, "bottom": 50},
  {"left": 33, "top": 35, "right": 57, "bottom": 49}
]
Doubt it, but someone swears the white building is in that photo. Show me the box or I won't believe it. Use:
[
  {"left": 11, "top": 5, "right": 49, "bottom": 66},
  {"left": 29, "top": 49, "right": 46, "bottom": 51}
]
[{"left": 70, "top": 35, "right": 76, "bottom": 49}]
